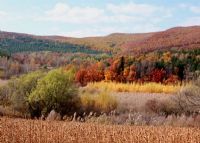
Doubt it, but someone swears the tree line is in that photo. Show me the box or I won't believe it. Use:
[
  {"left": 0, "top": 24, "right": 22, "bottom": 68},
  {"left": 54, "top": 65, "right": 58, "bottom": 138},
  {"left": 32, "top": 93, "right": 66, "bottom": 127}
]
[{"left": 75, "top": 49, "right": 200, "bottom": 85}]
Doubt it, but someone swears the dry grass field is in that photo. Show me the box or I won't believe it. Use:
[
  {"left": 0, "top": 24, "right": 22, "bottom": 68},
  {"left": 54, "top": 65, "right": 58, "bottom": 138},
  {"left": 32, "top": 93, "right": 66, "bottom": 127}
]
[
  {"left": 86, "top": 81, "right": 183, "bottom": 94},
  {"left": 0, "top": 80, "right": 7, "bottom": 87},
  {"left": 114, "top": 92, "right": 174, "bottom": 113},
  {"left": 1, "top": 118, "right": 200, "bottom": 143}
]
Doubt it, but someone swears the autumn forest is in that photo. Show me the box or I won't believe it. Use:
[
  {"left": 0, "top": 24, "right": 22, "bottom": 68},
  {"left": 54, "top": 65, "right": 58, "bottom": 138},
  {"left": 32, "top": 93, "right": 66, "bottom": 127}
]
[{"left": 0, "top": 26, "right": 200, "bottom": 143}]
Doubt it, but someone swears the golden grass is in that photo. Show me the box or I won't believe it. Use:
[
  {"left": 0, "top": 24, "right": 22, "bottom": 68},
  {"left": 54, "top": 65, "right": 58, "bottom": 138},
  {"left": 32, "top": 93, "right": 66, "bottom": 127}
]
[
  {"left": 86, "top": 81, "right": 183, "bottom": 94},
  {"left": 1, "top": 117, "right": 200, "bottom": 143},
  {"left": 80, "top": 91, "right": 117, "bottom": 113}
]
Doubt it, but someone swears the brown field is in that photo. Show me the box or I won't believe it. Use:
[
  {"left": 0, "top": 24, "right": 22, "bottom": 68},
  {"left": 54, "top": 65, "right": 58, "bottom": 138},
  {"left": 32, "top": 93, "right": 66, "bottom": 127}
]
[
  {"left": 114, "top": 92, "right": 174, "bottom": 113},
  {"left": 0, "top": 80, "right": 7, "bottom": 87},
  {"left": 1, "top": 118, "right": 200, "bottom": 143}
]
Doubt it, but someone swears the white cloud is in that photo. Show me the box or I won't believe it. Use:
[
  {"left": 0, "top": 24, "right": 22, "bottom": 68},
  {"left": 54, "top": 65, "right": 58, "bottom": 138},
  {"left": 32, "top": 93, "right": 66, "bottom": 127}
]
[
  {"left": 46, "top": 3, "right": 70, "bottom": 16},
  {"left": 0, "top": 10, "right": 7, "bottom": 17},
  {"left": 179, "top": 4, "right": 200, "bottom": 14},
  {"left": 107, "top": 3, "right": 160, "bottom": 16},
  {"left": 55, "top": 24, "right": 161, "bottom": 38},
  {"left": 190, "top": 6, "right": 200, "bottom": 14},
  {"left": 106, "top": 2, "right": 172, "bottom": 23},
  {"left": 0, "top": 10, "right": 24, "bottom": 22},
  {"left": 33, "top": 2, "right": 173, "bottom": 37},
  {"left": 179, "top": 3, "right": 188, "bottom": 8},
  {"left": 37, "top": 2, "right": 171, "bottom": 24},
  {"left": 0, "top": 11, "right": 10, "bottom": 23},
  {"left": 41, "top": 3, "right": 105, "bottom": 24}
]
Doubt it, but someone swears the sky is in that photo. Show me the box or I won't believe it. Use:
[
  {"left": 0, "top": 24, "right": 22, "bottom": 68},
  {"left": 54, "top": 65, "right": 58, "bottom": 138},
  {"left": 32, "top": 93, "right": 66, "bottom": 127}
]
[{"left": 0, "top": 0, "right": 200, "bottom": 37}]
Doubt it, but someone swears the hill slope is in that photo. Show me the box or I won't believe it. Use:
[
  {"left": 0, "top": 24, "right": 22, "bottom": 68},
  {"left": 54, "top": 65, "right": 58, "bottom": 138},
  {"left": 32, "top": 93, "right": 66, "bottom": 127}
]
[
  {"left": 64, "top": 33, "right": 153, "bottom": 54},
  {"left": 0, "top": 26, "right": 200, "bottom": 55},
  {"left": 0, "top": 31, "right": 102, "bottom": 54},
  {"left": 123, "top": 26, "right": 200, "bottom": 55}
]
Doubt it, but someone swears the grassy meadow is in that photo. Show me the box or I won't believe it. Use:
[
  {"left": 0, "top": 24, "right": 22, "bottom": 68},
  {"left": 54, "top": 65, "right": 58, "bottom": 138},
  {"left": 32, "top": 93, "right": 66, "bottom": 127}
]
[{"left": 85, "top": 81, "right": 183, "bottom": 94}]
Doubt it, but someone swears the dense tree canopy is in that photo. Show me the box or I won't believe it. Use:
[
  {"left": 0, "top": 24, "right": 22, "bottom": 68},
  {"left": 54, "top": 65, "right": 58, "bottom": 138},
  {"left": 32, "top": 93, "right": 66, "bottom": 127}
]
[
  {"left": 76, "top": 49, "right": 200, "bottom": 85},
  {"left": 0, "top": 48, "right": 10, "bottom": 57},
  {"left": 0, "top": 37, "right": 103, "bottom": 54},
  {"left": 0, "top": 68, "right": 79, "bottom": 118}
]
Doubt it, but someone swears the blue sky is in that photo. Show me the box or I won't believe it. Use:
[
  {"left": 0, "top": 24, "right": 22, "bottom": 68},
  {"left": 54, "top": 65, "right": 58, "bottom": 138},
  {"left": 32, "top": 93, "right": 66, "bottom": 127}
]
[{"left": 0, "top": 0, "right": 200, "bottom": 37}]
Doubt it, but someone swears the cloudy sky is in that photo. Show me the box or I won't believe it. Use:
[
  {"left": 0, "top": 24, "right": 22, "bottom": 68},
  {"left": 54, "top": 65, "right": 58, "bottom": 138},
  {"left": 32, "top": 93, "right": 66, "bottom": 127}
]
[{"left": 0, "top": 0, "right": 200, "bottom": 37}]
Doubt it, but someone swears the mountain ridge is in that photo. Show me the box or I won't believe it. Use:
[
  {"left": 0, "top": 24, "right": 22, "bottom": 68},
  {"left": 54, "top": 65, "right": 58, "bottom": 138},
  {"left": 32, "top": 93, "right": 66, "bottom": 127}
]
[
  {"left": 0, "top": 26, "right": 200, "bottom": 55},
  {"left": 122, "top": 26, "right": 200, "bottom": 55}
]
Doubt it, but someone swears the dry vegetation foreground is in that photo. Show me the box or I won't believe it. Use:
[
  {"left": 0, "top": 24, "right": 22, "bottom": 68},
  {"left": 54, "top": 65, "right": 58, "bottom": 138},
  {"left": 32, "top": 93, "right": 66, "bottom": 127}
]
[
  {"left": 114, "top": 92, "right": 174, "bottom": 112},
  {"left": 1, "top": 118, "right": 200, "bottom": 143},
  {"left": 0, "top": 80, "right": 7, "bottom": 87}
]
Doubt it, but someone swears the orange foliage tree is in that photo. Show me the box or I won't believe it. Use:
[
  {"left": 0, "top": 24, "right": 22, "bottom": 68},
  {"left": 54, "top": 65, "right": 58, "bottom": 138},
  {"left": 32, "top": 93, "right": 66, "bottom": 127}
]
[
  {"left": 104, "top": 57, "right": 126, "bottom": 82},
  {"left": 75, "top": 63, "right": 105, "bottom": 86}
]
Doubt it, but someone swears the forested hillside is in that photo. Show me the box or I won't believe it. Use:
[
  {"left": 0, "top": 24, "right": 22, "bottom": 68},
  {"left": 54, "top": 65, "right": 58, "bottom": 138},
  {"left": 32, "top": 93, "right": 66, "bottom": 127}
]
[
  {"left": 0, "top": 48, "right": 10, "bottom": 57},
  {"left": 0, "top": 31, "right": 103, "bottom": 54},
  {"left": 43, "top": 26, "right": 200, "bottom": 55},
  {"left": 123, "top": 26, "right": 200, "bottom": 55},
  {"left": 1, "top": 26, "right": 200, "bottom": 56},
  {"left": 0, "top": 26, "right": 200, "bottom": 80},
  {"left": 0, "top": 31, "right": 153, "bottom": 55},
  {"left": 64, "top": 33, "right": 153, "bottom": 54}
]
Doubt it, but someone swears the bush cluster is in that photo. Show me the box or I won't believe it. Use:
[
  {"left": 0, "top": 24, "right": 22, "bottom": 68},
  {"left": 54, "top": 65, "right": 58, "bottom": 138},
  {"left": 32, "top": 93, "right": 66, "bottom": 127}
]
[
  {"left": 175, "top": 77, "right": 200, "bottom": 114},
  {"left": 0, "top": 68, "right": 79, "bottom": 118},
  {"left": 0, "top": 68, "right": 119, "bottom": 119}
]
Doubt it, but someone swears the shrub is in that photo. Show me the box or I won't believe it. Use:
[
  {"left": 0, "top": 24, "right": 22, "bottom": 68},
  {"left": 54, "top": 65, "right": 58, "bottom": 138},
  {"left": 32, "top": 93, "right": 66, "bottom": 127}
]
[
  {"left": 80, "top": 90, "right": 118, "bottom": 113},
  {"left": 145, "top": 98, "right": 179, "bottom": 115},
  {"left": 175, "top": 77, "right": 200, "bottom": 114},
  {"left": 80, "top": 92, "right": 96, "bottom": 112},
  {"left": 28, "top": 68, "right": 79, "bottom": 117},
  {"left": 0, "top": 85, "right": 10, "bottom": 106},
  {"left": 8, "top": 71, "right": 45, "bottom": 116},
  {"left": 95, "top": 92, "right": 118, "bottom": 113},
  {"left": 0, "top": 106, "right": 24, "bottom": 117},
  {"left": 145, "top": 99, "right": 161, "bottom": 113}
]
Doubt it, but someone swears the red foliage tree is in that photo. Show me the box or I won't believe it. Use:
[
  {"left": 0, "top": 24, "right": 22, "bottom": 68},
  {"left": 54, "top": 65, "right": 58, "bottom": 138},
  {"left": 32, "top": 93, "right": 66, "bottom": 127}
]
[
  {"left": 149, "top": 68, "right": 166, "bottom": 83},
  {"left": 164, "top": 75, "right": 179, "bottom": 85},
  {"left": 75, "top": 63, "right": 105, "bottom": 86},
  {"left": 104, "top": 57, "right": 126, "bottom": 82}
]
